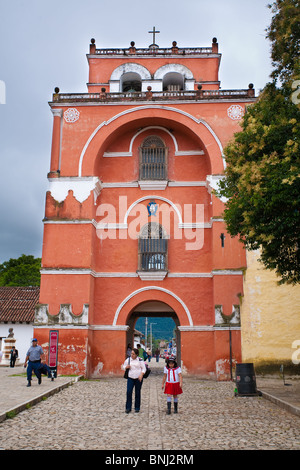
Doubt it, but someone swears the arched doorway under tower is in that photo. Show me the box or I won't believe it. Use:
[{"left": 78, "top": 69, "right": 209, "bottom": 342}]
[{"left": 126, "top": 300, "right": 181, "bottom": 365}]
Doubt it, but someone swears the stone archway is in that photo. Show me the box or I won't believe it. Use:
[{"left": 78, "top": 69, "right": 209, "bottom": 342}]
[{"left": 126, "top": 300, "right": 181, "bottom": 365}]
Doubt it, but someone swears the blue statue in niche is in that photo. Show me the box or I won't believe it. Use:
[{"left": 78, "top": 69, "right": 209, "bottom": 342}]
[{"left": 147, "top": 200, "right": 158, "bottom": 217}]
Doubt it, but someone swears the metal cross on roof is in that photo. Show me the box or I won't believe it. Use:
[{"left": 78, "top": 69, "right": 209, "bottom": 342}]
[{"left": 148, "top": 26, "right": 160, "bottom": 46}]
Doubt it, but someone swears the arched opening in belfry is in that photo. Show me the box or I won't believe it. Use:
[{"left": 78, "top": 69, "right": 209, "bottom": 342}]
[
  {"left": 126, "top": 300, "right": 181, "bottom": 369},
  {"left": 121, "top": 72, "right": 142, "bottom": 92},
  {"left": 163, "top": 72, "right": 184, "bottom": 91}
]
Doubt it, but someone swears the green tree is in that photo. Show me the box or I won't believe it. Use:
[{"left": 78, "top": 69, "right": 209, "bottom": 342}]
[
  {"left": 266, "top": 0, "right": 300, "bottom": 84},
  {"left": 217, "top": 0, "right": 300, "bottom": 284},
  {"left": 0, "top": 254, "right": 41, "bottom": 286},
  {"left": 218, "top": 83, "right": 300, "bottom": 284}
]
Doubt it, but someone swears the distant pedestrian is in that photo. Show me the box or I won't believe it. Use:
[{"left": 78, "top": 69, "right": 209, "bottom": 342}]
[
  {"left": 137, "top": 344, "right": 148, "bottom": 361},
  {"left": 146, "top": 347, "right": 152, "bottom": 362},
  {"left": 126, "top": 343, "right": 132, "bottom": 358},
  {"left": 24, "top": 339, "right": 44, "bottom": 387},
  {"left": 122, "top": 348, "right": 146, "bottom": 413},
  {"left": 10, "top": 346, "right": 18, "bottom": 367},
  {"left": 154, "top": 348, "right": 160, "bottom": 362},
  {"left": 162, "top": 358, "right": 183, "bottom": 414}
]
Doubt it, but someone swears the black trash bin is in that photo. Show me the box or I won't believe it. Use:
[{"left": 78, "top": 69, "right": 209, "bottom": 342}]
[{"left": 235, "top": 363, "right": 258, "bottom": 396}]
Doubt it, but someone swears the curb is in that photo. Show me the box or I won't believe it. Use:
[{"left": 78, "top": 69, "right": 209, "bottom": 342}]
[
  {"left": 0, "top": 375, "right": 83, "bottom": 424},
  {"left": 258, "top": 389, "right": 300, "bottom": 418}
]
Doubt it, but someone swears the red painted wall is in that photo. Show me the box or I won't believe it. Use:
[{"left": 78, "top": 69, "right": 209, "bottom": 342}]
[{"left": 36, "top": 40, "right": 253, "bottom": 379}]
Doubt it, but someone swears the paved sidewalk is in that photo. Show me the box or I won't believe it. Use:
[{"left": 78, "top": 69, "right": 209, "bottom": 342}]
[
  {"left": 256, "top": 376, "right": 300, "bottom": 418},
  {"left": 0, "top": 365, "right": 81, "bottom": 423},
  {"left": 0, "top": 360, "right": 299, "bottom": 450},
  {"left": 1, "top": 361, "right": 299, "bottom": 422}
]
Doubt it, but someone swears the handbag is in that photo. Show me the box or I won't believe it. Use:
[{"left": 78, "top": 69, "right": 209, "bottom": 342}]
[
  {"left": 139, "top": 358, "right": 151, "bottom": 379},
  {"left": 124, "top": 356, "right": 130, "bottom": 379},
  {"left": 144, "top": 365, "right": 151, "bottom": 379}
]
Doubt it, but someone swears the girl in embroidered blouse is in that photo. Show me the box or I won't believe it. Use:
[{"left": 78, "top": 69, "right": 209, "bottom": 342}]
[{"left": 162, "top": 358, "right": 183, "bottom": 414}]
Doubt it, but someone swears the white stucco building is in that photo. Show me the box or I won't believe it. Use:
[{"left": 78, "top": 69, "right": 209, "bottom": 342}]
[{"left": 0, "top": 287, "right": 39, "bottom": 364}]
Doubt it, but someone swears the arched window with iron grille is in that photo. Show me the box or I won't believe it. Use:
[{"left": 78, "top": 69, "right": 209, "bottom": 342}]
[
  {"left": 138, "top": 222, "right": 168, "bottom": 271},
  {"left": 139, "top": 136, "right": 167, "bottom": 180}
]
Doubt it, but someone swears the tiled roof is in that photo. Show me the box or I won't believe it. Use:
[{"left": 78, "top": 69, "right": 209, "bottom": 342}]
[{"left": 0, "top": 286, "right": 40, "bottom": 322}]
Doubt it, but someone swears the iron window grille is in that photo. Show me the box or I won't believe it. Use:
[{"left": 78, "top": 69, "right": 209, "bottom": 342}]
[
  {"left": 139, "top": 136, "right": 168, "bottom": 180},
  {"left": 138, "top": 223, "right": 168, "bottom": 271}
]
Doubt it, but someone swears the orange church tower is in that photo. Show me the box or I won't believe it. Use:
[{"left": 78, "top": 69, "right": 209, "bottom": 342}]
[{"left": 35, "top": 31, "right": 255, "bottom": 379}]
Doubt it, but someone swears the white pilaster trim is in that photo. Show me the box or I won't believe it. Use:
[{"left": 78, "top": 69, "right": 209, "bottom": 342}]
[
  {"left": 43, "top": 219, "right": 98, "bottom": 228},
  {"left": 51, "top": 108, "right": 63, "bottom": 117},
  {"left": 178, "top": 222, "right": 212, "bottom": 229},
  {"left": 34, "top": 323, "right": 240, "bottom": 332},
  {"left": 168, "top": 181, "right": 206, "bottom": 187},
  {"left": 179, "top": 325, "right": 214, "bottom": 331},
  {"left": 103, "top": 152, "right": 132, "bottom": 157},
  {"left": 168, "top": 272, "right": 212, "bottom": 278},
  {"left": 174, "top": 150, "right": 204, "bottom": 156},
  {"left": 34, "top": 324, "right": 89, "bottom": 330},
  {"left": 212, "top": 270, "right": 244, "bottom": 276},
  {"left": 34, "top": 324, "right": 129, "bottom": 331},
  {"left": 43, "top": 217, "right": 224, "bottom": 228},
  {"left": 40, "top": 269, "right": 244, "bottom": 278},
  {"left": 179, "top": 325, "right": 241, "bottom": 332},
  {"left": 89, "top": 325, "right": 129, "bottom": 331},
  {"left": 101, "top": 182, "right": 139, "bottom": 188}
]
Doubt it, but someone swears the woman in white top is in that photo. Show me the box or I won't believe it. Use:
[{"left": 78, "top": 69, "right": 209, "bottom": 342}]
[{"left": 123, "top": 348, "right": 146, "bottom": 413}]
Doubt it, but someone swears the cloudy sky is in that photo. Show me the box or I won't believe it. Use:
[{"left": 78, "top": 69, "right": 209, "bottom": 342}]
[{"left": 0, "top": 0, "right": 273, "bottom": 263}]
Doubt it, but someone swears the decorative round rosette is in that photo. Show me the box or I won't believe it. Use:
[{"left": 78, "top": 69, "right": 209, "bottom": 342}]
[
  {"left": 227, "top": 105, "right": 244, "bottom": 120},
  {"left": 64, "top": 108, "right": 80, "bottom": 123}
]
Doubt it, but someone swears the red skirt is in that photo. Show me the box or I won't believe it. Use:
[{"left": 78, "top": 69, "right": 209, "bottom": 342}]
[{"left": 164, "top": 382, "right": 183, "bottom": 395}]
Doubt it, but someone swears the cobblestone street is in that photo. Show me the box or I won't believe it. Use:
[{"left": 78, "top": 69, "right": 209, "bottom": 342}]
[{"left": 0, "top": 366, "right": 299, "bottom": 451}]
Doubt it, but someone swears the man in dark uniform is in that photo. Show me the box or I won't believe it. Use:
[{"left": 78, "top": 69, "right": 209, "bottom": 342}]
[{"left": 24, "top": 339, "right": 44, "bottom": 387}]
